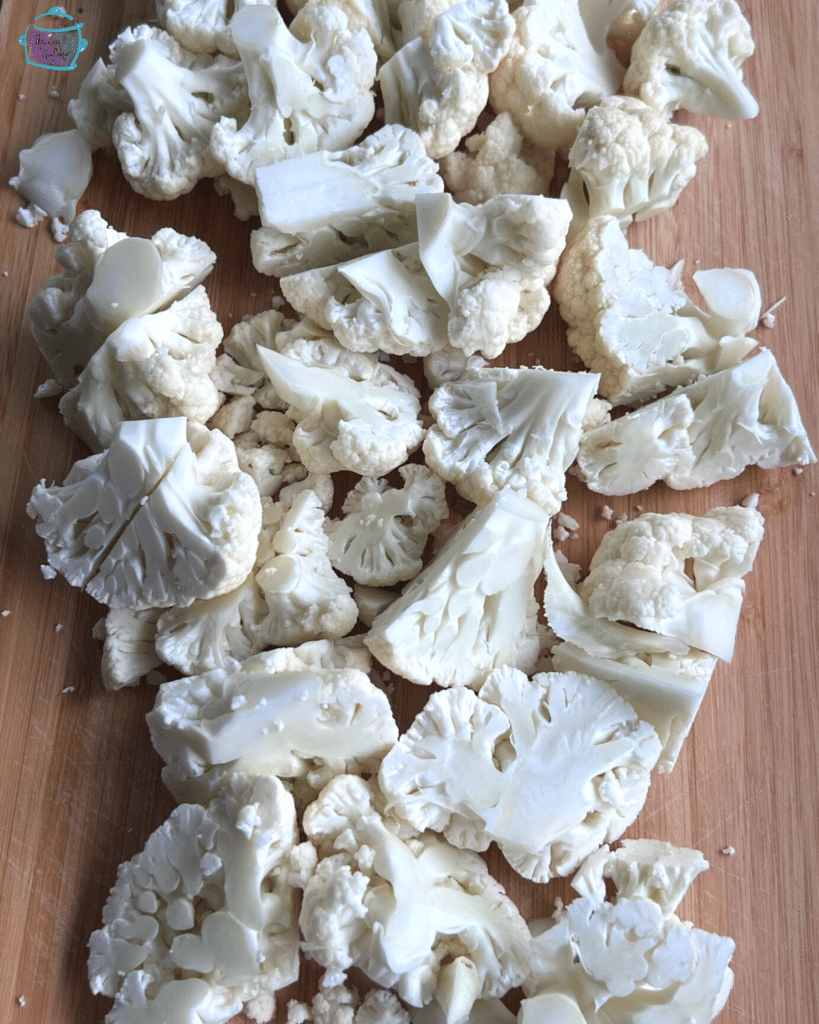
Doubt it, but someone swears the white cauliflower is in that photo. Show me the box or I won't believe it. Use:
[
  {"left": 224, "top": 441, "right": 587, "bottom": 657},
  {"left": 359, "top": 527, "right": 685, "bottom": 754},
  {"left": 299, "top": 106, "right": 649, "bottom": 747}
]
[
  {"left": 59, "top": 285, "right": 223, "bottom": 450},
  {"left": 552, "top": 215, "right": 760, "bottom": 405},
  {"left": 379, "top": 667, "right": 661, "bottom": 882},
  {"left": 88, "top": 774, "right": 299, "bottom": 1024},
  {"left": 379, "top": 0, "right": 515, "bottom": 159},
  {"left": 156, "top": 0, "right": 277, "bottom": 56},
  {"left": 108, "top": 25, "right": 247, "bottom": 199},
  {"left": 27, "top": 418, "right": 262, "bottom": 611},
  {"left": 209, "top": 3, "right": 377, "bottom": 185},
  {"left": 100, "top": 608, "right": 163, "bottom": 691},
  {"left": 624, "top": 0, "right": 758, "bottom": 120},
  {"left": 423, "top": 365, "right": 599, "bottom": 510},
  {"left": 326, "top": 465, "right": 449, "bottom": 586},
  {"left": 440, "top": 112, "right": 555, "bottom": 204},
  {"left": 364, "top": 487, "right": 551, "bottom": 688},
  {"left": 147, "top": 649, "right": 397, "bottom": 803},
  {"left": 575, "top": 348, "right": 817, "bottom": 492},
  {"left": 416, "top": 191, "right": 572, "bottom": 358},
  {"left": 9, "top": 128, "right": 93, "bottom": 224},
  {"left": 561, "top": 95, "right": 708, "bottom": 235}
]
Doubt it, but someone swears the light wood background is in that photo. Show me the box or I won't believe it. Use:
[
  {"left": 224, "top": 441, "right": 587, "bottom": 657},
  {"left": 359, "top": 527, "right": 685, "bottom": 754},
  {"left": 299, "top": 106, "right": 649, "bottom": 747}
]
[{"left": 0, "top": 1, "right": 816, "bottom": 1022}]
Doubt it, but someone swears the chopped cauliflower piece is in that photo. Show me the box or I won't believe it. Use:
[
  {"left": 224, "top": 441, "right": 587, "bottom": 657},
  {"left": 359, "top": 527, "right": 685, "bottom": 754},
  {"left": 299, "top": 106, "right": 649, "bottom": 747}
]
[
  {"left": 552, "top": 215, "right": 760, "bottom": 405},
  {"left": 424, "top": 365, "right": 599, "bottom": 510},
  {"left": 88, "top": 774, "right": 299, "bottom": 1024},
  {"left": 27, "top": 418, "right": 262, "bottom": 611},
  {"left": 100, "top": 608, "right": 163, "bottom": 691},
  {"left": 9, "top": 128, "right": 93, "bottom": 223},
  {"left": 379, "top": 666, "right": 661, "bottom": 882}
]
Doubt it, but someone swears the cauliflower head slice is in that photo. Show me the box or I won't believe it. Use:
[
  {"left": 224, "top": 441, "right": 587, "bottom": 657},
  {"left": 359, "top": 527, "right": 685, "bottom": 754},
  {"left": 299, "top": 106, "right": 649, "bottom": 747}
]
[
  {"left": 88, "top": 774, "right": 299, "bottom": 1024},
  {"left": 574, "top": 506, "right": 764, "bottom": 662},
  {"left": 576, "top": 348, "right": 817, "bottom": 493},
  {"left": 623, "top": 0, "right": 758, "bottom": 120},
  {"left": 379, "top": 668, "right": 661, "bottom": 882},
  {"left": 109, "top": 26, "right": 247, "bottom": 200},
  {"left": 440, "top": 112, "right": 556, "bottom": 205},
  {"left": 60, "top": 285, "right": 223, "bottom": 450},
  {"left": 299, "top": 775, "right": 531, "bottom": 1014},
  {"left": 326, "top": 465, "right": 449, "bottom": 586},
  {"left": 251, "top": 124, "right": 444, "bottom": 276},
  {"left": 256, "top": 345, "right": 424, "bottom": 477},
  {"left": 562, "top": 95, "right": 708, "bottom": 235},
  {"left": 281, "top": 243, "right": 450, "bottom": 358},
  {"left": 147, "top": 651, "right": 397, "bottom": 804},
  {"left": 552, "top": 215, "right": 760, "bottom": 405},
  {"left": 424, "top": 365, "right": 600, "bottom": 510},
  {"left": 27, "top": 418, "right": 262, "bottom": 611},
  {"left": 209, "top": 3, "right": 377, "bottom": 186},
  {"left": 416, "top": 191, "right": 572, "bottom": 359},
  {"left": 364, "top": 487, "right": 551, "bottom": 688},
  {"left": 379, "top": 0, "right": 515, "bottom": 159},
  {"left": 488, "top": 0, "right": 628, "bottom": 154}
]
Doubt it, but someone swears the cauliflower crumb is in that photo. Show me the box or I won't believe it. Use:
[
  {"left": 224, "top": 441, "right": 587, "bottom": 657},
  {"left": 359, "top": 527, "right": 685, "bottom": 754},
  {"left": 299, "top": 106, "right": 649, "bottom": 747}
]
[
  {"left": 601, "top": 505, "right": 614, "bottom": 521},
  {"left": 18, "top": 93, "right": 26, "bottom": 100},
  {"left": 1, "top": 610, "right": 10, "bottom": 617},
  {"left": 48, "top": 87, "right": 60, "bottom": 98},
  {"left": 17, "top": 994, "right": 25, "bottom": 1006},
  {"left": 50, "top": 218, "right": 69, "bottom": 243},
  {"left": 41, "top": 564, "right": 58, "bottom": 580},
  {"left": 33, "top": 378, "right": 62, "bottom": 398},
  {"left": 721, "top": 846, "right": 736, "bottom": 856},
  {"left": 54, "top": 623, "right": 63, "bottom": 633},
  {"left": 2, "top": 270, "right": 8, "bottom": 278},
  {"left": 15, "top": 203, "right": 46, "bottom": 228},
  {"left": 810, "top": 492, "right": 816, "bottom": 498},
  {"left": 634, "top": 504, "right": 643, "bottom": 513},
  {"left": 760, "top": 296, "right": 786, "bottom": 327},
  {"left": 553, "top": 524, "right": 571, "bottom": 542},
  {"left": 741, "top": 494, "right": 760, "bottom": 509},
  {"left": 793, "top": 466, "right": 804, "bottom": 476},
  {"left": 61, "top": 686, "right": 75, "bottom": 694},
  {"left": 614, "top": 512, "right": 629, "bottom": 524},
  {"left": 557, "top": 512, "right": 580, "bottom": 532}
]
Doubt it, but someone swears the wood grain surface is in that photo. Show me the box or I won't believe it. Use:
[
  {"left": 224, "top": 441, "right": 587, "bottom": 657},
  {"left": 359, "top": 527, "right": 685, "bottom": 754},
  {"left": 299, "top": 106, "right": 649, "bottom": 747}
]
[{"left": 0, "top": 1, "right": 816, "bottom": 1022}]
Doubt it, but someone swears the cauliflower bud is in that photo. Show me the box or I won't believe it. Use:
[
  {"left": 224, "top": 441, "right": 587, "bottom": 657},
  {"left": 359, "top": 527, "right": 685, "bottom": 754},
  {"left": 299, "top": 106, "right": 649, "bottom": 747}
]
[
  {"left": 379, "top": 668, "right": 662, "bottom": 883},
  {"left": 88, "top": 774, "right": 300, "bottom": 1024},
  {"left": 27, "top": 418, "right": 262, "bottom": 611},
  {"left": 298, "top": 775, "right": 531, "bottom": 1018}
]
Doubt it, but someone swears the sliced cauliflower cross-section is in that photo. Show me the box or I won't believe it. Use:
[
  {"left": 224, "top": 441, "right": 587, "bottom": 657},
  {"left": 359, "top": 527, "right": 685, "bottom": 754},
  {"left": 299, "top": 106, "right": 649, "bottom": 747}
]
[
  {"left": 88, "top": 774, "right": 299, "bottom": 1024},
  {"left": 379, "top": 668, "right": 661, "bottom": 882},
  {"left": 299, "top": 775, "right": 531, "bottom": 1017},
  {"left": 147, "top": 649, "right": 397, "bottom": 804},
  {"left": 424, "top": 365, "right": 600, "bottom": 510},
  {"left": 27, "top": 418, "right": 262, "bottom": 611},
  {"left": 326, "top": 465, "right": 449, "bottom": 586}
]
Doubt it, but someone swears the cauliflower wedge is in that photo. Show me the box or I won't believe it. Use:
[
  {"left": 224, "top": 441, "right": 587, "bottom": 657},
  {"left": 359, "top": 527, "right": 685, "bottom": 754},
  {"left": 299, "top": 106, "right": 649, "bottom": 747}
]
[
  {"left": 88, "top": 774, "right": 299, "bottom": 1024},
  {"left": 298, "top": 775, "right": 531, "bottom": 1017},
  {"left": 27, "top": 418, "right": 262, "bottom": 611},
  {"left": 147, "top": 647, "right": 397, "bottom": 804},
  {"left": 379, "top": 667, "right": 662, "bottom": 882}
]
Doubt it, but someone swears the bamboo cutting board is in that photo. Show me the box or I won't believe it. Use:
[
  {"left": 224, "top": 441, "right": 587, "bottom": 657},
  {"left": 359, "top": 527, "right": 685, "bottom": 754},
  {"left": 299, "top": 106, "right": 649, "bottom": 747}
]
[{"left": 0, "top": 1, "right": 816, "bottom": 1022}]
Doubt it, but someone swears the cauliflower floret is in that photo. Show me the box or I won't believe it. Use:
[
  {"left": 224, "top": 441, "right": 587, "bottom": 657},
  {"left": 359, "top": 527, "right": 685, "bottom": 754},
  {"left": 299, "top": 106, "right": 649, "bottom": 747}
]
[
  {"left": 575, "top": 349, "right": 817, "bottom": 492},
  {"left": 156, "top": 0, "right": 277, "bottom": 56},
  {"left": 88, "top": 775, "right": 299, "bottom": 1024},
  {"left": 9, "top": 128, "right": 93, "bottom": 223},
  {"left": 147, "top": 650, "right": 397, "bottom": 804},
  {"left": 209, "top": 4, "right": 377, "bottom": 186},
  {"left": 256, "top": 342, "right": 425, "bottom": 477},
  {"left": 100, "top": 607, "right": 163, "bottom": 691},
  {"left": 379, "top": 0, "right": 515, "bottom": 159},
  {"left": 552, "top": 215, "right": 760, "bottom": 405},
  {"left": 561, "top": 95, "right": 708, "bottom": 235},
  {"left": 108, "top": 25, "right": 247, "bottom": 200},
  {"left": 298, "top": 776, "right": 531, "bottom": 1016},
  {"left": 364, "top": 487, "right": 551, "bottom": 688},
  {"left": 416, "top": 192, "right": 572, "bottom": 359},
  {"left": 251, "top": 124, "right": 444, "bottom": 276},
  {"left": 379, "top": 668, "right": 661, "bottom": 882},
  {"left": 326, "top": 464, "right": 449, "bottom": 586},
  {"left": 27, "top": 418, "right": 262, "bottom": 611},
  {"left": 623, "top": 0, "right": 758, "bottom": 120},
  {"left": 440, "top": 112, "right": 555, "bottom": 204},
  {"left": 424, "top": 365, "right": 599, "bottom": 510},
  {"left": 488, "top": 0, "right": 631, "bottom": 155},
  {"left": 253, "top": 489, "right": 359, "bottom": 646},
  {"left": 60, "top": 285, "right": 223, "bottom": 450},
  {"left": 68, "top": 56, "right": 133, "bottom": 150}
]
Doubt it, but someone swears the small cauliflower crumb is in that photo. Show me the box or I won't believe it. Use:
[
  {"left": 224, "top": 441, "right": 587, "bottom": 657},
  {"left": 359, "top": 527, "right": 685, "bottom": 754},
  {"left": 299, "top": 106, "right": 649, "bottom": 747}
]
[
  {"left": 741, "top": 493, "right": 760, "bottom": 509},
  {"left": 54, "top": 623, "right": 63, "bottom": 633},
  {"left": 41, "top": 564, "right": 58, "bottom": 580},
  {"left": 50, "top": 218, "right": 69, "bottom": 243},
  {"left": 601, "top": 505, "right": 614, "bottom": 521},
  {"left": 48, "top": 87, "right": 60, "bottom": 98},
  {"left": 760, "top": 295, "right": 786, "bottom": 328},
  {"left": 634, "top": 504, "right": 643, "bottom": 513},
  {"left": 17, "top": 994, "right": 25, "bottom": 1007},
  {"left": 810, "top": 492, "right": 816, "bottom": 498},
  {"left": 34, "top": 379, "right": 62, "bottom": 399},
  {"left": 721, "top": 846, "right": 736, "bottom": 856},
  {"left": 553, "top": 524, "right": 571, "bottom": 542},
  {"left": 557, "top": 512, "right": 580, "bottom": 532},
  {"left": 15, "top": 203, "right": 46, "bottom": 228},
  {"left": 18, "top": 93, "right": 26, "bottom": 100},
  {"left": 793, "top": 466, "right": 804, "bottom": 475},
  {"left": 614, "top": 512, "right": 629, "bottom": 524},
  {"left": 1, "top": 610, "right": 10, "bottom": 618},
  {"left": 2, "top": 270, "right": 8, "bottom": 278},
  {"left": 61, "top": 686, "right": 75, "bottom": 694}
]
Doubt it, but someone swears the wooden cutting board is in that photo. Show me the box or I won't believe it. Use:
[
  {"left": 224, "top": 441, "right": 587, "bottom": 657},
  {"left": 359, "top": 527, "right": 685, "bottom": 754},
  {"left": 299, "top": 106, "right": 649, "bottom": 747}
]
[{"left": 0, "top": 1, "right": 816, "bottom": 1021}]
